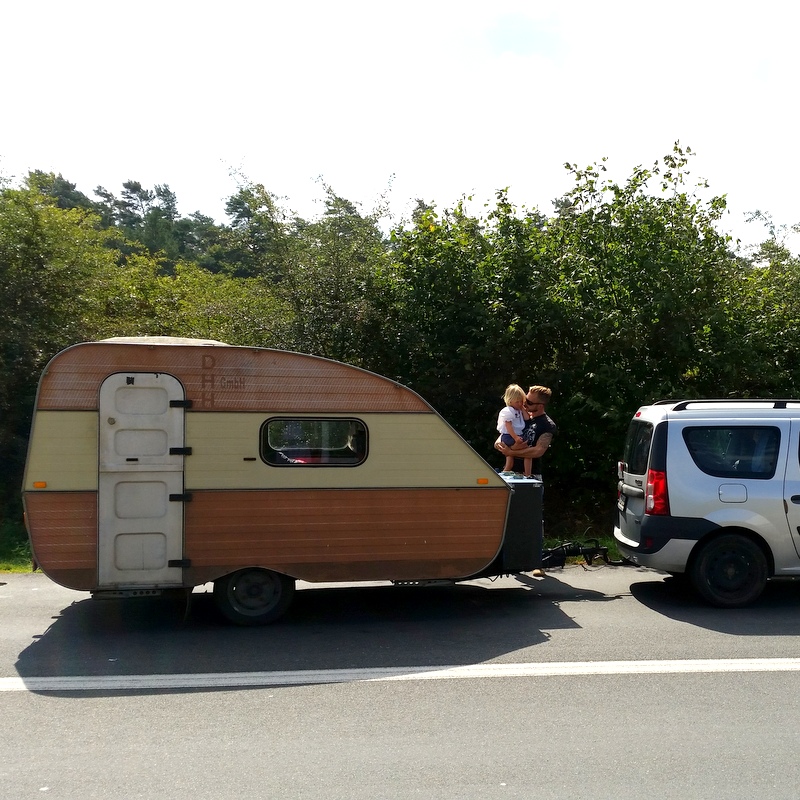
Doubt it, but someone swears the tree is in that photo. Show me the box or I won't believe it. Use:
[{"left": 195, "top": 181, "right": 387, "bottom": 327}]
[
  {"left": 119, "top": 180, "right": 155, "bottom": 227},
  {"left": 223, "top": 183, "right": 296, "bottom": 279},
  {"left": 277, "top": 186, "right": 390, "bottom": 365},
  {"left": 172, "top": 212, "right": 230, "bottom": 273},
  {"left": 92, "top": 181, "right": 199, "bottom": 269},
  {"left": 0, "top": 184, "right": 118, "bottom": 514},
  {"left": 734, "top": 217, "right": 800, "bottom": 394},
  {"left": 380, "top": 196, "right": 513, "bottom": 447},
  {"left": 534, "top": 144, "right": 740, "bottom": 488},
  {"left": 155, "top": 264, "right": 292, "bottom": 348},
  {"left": 25, "top": 171, "right": 95, "bottom": 211}
]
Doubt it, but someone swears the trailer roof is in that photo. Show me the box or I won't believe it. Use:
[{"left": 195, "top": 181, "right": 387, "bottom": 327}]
[{"left": 101, "top": 336, "right": 231, "bottom": 346}]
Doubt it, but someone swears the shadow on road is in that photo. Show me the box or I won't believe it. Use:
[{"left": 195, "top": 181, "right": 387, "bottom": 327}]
[
  {"left": 14, "top": 575, "right": 620, "bottom": 691},
  {"left": 629, "top": 575, "right": 800, "bottom": 634}
]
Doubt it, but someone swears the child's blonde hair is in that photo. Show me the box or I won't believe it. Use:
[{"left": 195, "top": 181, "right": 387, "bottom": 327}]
[{"left": 503, "top": 384, "right": 526, "bottom": 405}]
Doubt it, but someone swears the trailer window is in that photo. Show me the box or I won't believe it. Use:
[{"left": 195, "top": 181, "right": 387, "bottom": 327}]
[{"left": 262, "top": 418, "right": 367, "bottom": 466}]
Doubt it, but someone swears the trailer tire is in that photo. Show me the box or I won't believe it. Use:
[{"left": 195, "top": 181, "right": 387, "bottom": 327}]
[{"left": 213, "top": 568, "right": 296, "bottom": 625}]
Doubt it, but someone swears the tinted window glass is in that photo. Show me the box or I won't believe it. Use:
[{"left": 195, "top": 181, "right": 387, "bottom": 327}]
[
  {"left": 682, "top": 426, "right": 779, "bottom": 479},
  {"left": 623, "top": 421, "right": 653, "bottom": 475},
  {"left": 262, "top": 418, "right": 367, "bottom": 466}
]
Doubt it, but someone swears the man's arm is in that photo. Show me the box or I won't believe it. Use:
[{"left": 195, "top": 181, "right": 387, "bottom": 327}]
[{"left": 494, "top": 432, "right": 553, "bottom": 459}]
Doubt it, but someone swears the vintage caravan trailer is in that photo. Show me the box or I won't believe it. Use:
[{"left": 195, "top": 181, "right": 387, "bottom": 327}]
[{"left": 23, "top": 337, "right": 542, "bottom": 624}]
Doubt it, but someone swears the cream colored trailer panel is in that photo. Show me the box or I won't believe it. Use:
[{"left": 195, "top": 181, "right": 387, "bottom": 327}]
[
  {"left": 185, "top": 412, "right": 505, "bottom": 490},
  {"left": 23, "top": 411, "right": 98, "bottom": 492}
]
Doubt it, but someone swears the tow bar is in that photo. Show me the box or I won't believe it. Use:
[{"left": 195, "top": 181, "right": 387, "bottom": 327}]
[{"left": 541, "top": 538, "right": 631, "bottom": 569}]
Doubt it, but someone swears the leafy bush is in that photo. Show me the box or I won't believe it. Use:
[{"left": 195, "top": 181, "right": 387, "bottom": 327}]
[{"left": 0, "top": 516, "right": 31, "bottom": 572}]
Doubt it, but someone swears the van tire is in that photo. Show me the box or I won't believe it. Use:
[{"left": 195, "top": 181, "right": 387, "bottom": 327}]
[
  {"left": 213, "top": 568, "right": 296, "bottom": 625},
  {"left": 689, "top": 534, "right": 768, "bottom": 608}
]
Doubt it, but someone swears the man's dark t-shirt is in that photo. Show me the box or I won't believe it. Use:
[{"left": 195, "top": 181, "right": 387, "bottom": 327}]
[{"left": 515, "top": 412, "right": 557, "bottom": 476}]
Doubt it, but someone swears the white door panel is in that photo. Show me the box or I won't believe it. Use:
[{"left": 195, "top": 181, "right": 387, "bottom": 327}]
[{"left": 98, "top": 373, "right": 186, "bottom": 587}]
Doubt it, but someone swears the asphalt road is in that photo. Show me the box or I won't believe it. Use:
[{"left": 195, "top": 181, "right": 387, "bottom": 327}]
[{"left": 4, "top": 566, "right": 800, "bottom": 799}]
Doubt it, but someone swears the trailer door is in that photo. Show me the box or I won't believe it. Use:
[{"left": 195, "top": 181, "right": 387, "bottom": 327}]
[{"left": 98, "top": 373, "right": 186, "bottom": 587}]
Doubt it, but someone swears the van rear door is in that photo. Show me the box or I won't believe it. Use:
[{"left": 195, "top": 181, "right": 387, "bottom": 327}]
[
  {"left": 616, "top": 418, "right": 657, "bottom": 545},
  {"left": 782, "top": 420, "right": 800, "bottom": 560}
]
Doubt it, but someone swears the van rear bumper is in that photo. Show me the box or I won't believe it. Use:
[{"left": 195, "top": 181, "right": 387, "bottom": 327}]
[
  {"left": 614, "top": 516, "right": 721, "bottom": 573},
  {"left": 614, "top": 531, "right": 696, "bottom": 572}
]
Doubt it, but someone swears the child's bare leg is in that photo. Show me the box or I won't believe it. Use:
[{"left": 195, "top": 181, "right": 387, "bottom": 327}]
[
  {"left": 504, "top": 456, "right": 514, "bottom": 472},
  {"left": 523, "top": 457, "right": 532, "bottom": 477}
]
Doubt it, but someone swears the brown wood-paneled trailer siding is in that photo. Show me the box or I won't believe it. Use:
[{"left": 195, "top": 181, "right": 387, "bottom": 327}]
[{"left": 23, "top": 339, "right": 511, "bottom": 591}]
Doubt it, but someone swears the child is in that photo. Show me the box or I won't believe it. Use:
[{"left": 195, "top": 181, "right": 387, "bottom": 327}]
[{"left": 497, "top": 384, "right": 533, "bottom": 477}]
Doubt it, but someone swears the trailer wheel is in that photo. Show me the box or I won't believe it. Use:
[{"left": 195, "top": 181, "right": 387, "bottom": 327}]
[
  {"left": 213, "top": 568, "right": 296, "bottom": 625},
  {"left": 689, "top": 534, "right": 768, "bottom": 608}
]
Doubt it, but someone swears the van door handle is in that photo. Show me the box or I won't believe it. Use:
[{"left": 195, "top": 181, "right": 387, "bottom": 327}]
[
  {"left": 621, "top": 484, "right": 645, "bottom": 498},
  {"left": 791, "top": 496, "right": 800, "bottom": 504}
]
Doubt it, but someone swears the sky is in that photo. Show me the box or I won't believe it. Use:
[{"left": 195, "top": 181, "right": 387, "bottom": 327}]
[{"left": 2, "top": 0, "right": 799, "bottom": 251}]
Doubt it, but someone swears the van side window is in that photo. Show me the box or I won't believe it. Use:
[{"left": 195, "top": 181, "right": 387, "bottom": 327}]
[
  {"left": 682, "top": 426, "right": 780, "bottom": 479},
  {"left": 623, "top": 421, "right": 653, "bottom": 475},
  {"left": 262, "top": 418, "right": 367, "bottom": 466}
]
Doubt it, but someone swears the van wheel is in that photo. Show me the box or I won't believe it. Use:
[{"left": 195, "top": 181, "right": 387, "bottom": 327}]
[
  {"left": 689, "top": 534, "right": 768, "bottom": 608},
  {"left": 213, "top": 568, "right": 296, "bottom": 625}
]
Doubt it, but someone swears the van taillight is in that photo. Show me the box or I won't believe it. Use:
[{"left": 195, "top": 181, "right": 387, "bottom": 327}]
[{"left": 645, "top": 469, "right": 670, "bottom": 515}]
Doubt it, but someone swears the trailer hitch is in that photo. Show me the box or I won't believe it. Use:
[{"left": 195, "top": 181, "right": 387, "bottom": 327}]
[{"left": 541, "top": 538, "right": 631, "bottom": 569}]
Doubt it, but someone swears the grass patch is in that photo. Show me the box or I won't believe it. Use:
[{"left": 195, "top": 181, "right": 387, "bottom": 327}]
[
  {"left": 543, "top": 489, "right": 622, "bottom": 563},
  {"left": 0, "top": 518, "right": 32, "bottom": 572}
]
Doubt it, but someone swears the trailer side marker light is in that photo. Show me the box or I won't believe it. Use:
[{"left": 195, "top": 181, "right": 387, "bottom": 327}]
[
  {"left": 477, "top": 478, "right": 489, "bottom": 485},
  {"left": 33, "top": 481, "right": 47, "bottom": 489}
]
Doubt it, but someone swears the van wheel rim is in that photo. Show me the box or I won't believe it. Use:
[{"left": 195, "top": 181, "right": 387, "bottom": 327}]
[{"left": 707, "top": 549, "right": 753, "bottom": 592}]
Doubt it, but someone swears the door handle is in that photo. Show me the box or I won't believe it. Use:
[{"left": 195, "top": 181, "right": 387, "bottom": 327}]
[
  {"left": 621, "top": 484, "right": 645, "bottom": 498},
  {"left": 792, "top": 496, "right": 800, "bottom": 504}
]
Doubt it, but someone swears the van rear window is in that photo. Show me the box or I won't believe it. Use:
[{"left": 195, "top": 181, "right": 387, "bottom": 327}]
[
  {"left": 262, "top": 418, "right": 367, "bottom": 466},
  {"left": 682, "top": 426, "right": 779, "bottom": 479},
  {"left": 623, "top": 421, "right": 653, "bottom": 475}
]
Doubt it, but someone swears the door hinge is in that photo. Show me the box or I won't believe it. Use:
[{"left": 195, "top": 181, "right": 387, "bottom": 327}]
[
  {"left": 170, "top": 399, "right": 193, "bottom": 408},
  {"left": 169, "top": 493, "right": 193, "bottom": 502},
  {"left": 169, "top": 447, "right": 193, "bottom": 456},
  {"left": 168, "top": 559, "right": 192, "bottom": 568}
]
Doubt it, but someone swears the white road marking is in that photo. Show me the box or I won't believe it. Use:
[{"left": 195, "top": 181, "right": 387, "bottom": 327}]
[{"left": 3, "top": 658, "right": 800, "bottom": 692}]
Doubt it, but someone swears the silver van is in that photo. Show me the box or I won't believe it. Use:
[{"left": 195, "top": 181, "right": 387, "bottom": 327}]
[{"left": 614, "top": 400, "right": 800, "bottom": 606}]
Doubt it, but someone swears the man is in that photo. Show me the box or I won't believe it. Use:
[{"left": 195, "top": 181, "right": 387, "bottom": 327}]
[
  {"left": 495, "top": 385, "right": 556, "bottom": 481},
  {"left": 495, "top": 385, "right": 557, "bottom": 578}
]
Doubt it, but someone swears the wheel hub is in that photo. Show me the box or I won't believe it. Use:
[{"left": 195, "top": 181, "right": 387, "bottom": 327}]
[{"left": 234, "top": 574, "right": 277, "bottom": 610}]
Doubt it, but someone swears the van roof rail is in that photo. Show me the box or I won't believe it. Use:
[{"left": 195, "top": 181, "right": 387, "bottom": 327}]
[{"left": 668, "top": 399, "right": 800, "bottom": 411}]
